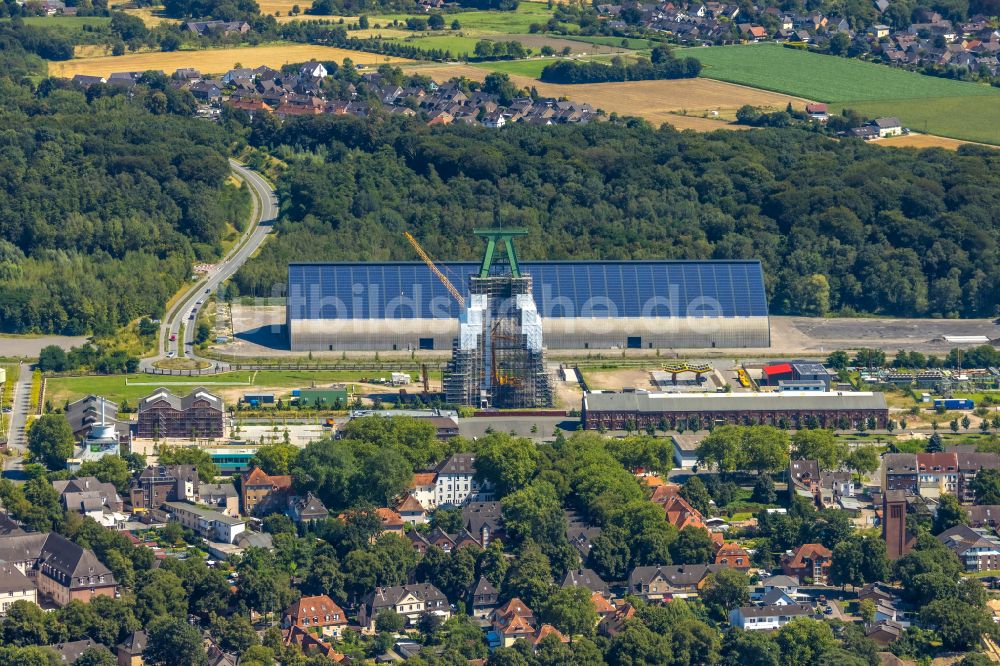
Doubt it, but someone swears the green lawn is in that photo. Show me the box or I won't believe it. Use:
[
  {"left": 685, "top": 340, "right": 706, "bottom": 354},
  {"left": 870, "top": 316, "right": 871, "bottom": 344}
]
[
  {"left": 471, "top": 57, "right": 552, "bottom": 78},
  {"left": 677, "top": 44, "right": 999, "bottom": 102},
  {"left": 386, "top": 34, "right": 482, "bottom": 56},
  {"left": 677, "top": 44, "right": 1000, "bottom": 145},
  {"left": 564, "top": 35, "right": 659, "bottom": 50},
  {"left": 46, "top": 369, "right": 443, "bottom": 405},
  {"left": 373, "top": 5, "right": 552, "bottom": 34},
  {"left": 830, "top": 97, "right": 1000, "bottom": 145},
  {"left": 18, "top": 16, "right": 110, "bottom": 29}
]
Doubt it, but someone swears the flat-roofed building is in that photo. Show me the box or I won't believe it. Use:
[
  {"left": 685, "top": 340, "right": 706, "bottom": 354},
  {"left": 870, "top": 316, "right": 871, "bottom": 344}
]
[
  {"left": 583, "top": 391, "right": 888, "bottom": 431},
  {"left": 161, "top": 501, "right": 247, "bottom": 543}
]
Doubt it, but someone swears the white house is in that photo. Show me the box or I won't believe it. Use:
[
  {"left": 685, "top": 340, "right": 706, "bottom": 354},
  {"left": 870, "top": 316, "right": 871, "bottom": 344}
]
[
  {"left": 162, "top": 501, "right": 246, "bottom": 544},
  {"left": 300, "top": 61, "right": 328, "bottom": 78},
  {"left": 729, "top": 604, "right": 812, "bottom": 630},
  {"left": 435, "top": 454, "right": 493, "bottom": 506},
  {"left": 0, "top": 563, "right": 37, "bottom": 616},
  {"left": 873, "top": 117, "right": 903, "bottom": 137}
]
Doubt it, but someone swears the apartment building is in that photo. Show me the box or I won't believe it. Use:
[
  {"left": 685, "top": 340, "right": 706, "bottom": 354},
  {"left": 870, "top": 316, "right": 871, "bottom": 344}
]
[{"left": 136, "top": 388, "right": 224, "bottom": 439}]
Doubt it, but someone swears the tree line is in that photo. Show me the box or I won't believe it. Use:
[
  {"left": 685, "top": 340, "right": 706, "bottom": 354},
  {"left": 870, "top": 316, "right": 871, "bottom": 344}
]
[
  {"left": 231, "top": 108, "right": 999, "bottom": 319},
  {"left": 541, "top": 49, "right": 702, "bottom": 84}
]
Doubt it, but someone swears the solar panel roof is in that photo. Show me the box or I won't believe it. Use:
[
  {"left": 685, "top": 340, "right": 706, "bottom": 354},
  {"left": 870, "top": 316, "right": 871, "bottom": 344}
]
[{"left": 287, "top": 261, "right": 768, "bottom": 321}]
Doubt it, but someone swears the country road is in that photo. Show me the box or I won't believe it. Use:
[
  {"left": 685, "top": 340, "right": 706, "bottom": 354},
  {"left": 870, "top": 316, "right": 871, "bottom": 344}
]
[
  {"left": 142, "top": 159, "right": 278, "bottom": 372},
  {"left": 3, "top": 363, "right": 33, "bottom": 478}
]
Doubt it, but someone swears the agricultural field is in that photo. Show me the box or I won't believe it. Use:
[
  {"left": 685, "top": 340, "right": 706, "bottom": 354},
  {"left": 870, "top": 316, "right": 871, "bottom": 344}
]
[
  {"left": 371, "top": 4, "right": 553, "bottom": 35},
  {"left": 48, "top": 44, "right": 411, "bottom": 78},
  {"left": 16, "top": 15, "right": 110, "bottom": 30},
  {"left": 874, "top": 133, "right": 976, "bottom": 150},
  {"left": 831, "top": 96, "right": 1000, "bottom": 146},
  {"left": 470, "top": 57, "right": 551, "bottom": 78},
  {"left": 121, "top": 6, "right": 182, "bottom": 27},
  {"left": 564, "top": 35, "right": 659, "bottom": 50},
  {"left": 258, "top": 0, "right": 309, "bottom": 14},
  {"left": 678, "top": 44, "right": 1000, "bottom": 144},
  {"left": 678, "top": 44, "right": 998, "bottom": 102}
]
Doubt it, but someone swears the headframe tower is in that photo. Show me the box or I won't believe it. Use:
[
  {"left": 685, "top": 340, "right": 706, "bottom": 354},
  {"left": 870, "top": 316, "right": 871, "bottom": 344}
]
[{"left": 444, "top": 229, "right": 553, "bottom": 409}]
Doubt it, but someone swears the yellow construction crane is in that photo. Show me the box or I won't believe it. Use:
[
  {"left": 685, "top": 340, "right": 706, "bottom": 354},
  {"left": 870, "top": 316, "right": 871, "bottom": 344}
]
[{"left": 403, "top": 232, "right": 465, "bottom": 308}]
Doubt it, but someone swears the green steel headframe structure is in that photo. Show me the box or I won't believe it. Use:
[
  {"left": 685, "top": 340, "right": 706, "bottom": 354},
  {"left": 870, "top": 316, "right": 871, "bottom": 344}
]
[{"left": 475, "top": 228, "right": 528, "bottom": 278}]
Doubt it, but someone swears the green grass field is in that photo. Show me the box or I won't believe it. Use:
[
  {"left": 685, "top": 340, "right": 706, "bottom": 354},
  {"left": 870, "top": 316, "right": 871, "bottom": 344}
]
[
  {"left": 677, "top": 44, "right": 1000, "bottom": 145},
  {"left": 46, "top": 369, "right": 443, "bottom": 405},
  {"left": 564, "top": 35, "right": 659, "bottom": 50},
  {"left": 471, "top": 58, "right": 551, "bottom": 77},
  {"left": 373, "top": 4, "right": 552, "bottom": 34},
  {"left": 678, "top": 44, "right": 999, "bottom": 102},
  {"left": 17, "top": 16, "right": 111, "bottom": 29},
  {"left": 386, "top": 34, "right": 482, "bottom": 55},
  {"left": 830, "top": 97, "right": 1000, "bottom": 145}
]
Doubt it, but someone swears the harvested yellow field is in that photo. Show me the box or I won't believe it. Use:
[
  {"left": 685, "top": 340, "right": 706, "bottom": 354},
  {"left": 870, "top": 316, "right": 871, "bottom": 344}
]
[
  {"left": 405, "top": 63, "right": 806, "bottom": 128},
  {"left": 123, "top": 7, "right": 181, "bottom": 27},
  {"left": 258, "top": 0, "right": 311, "bottom": 14},
  {"left": 75, "top": 44, "right": 113, "bottom": 58},
  {"left": 875, "top": 133, "right": 987, "bottom": 151},
  {"left": 50, "top": 45, "right": 412, "bottom": 78}
]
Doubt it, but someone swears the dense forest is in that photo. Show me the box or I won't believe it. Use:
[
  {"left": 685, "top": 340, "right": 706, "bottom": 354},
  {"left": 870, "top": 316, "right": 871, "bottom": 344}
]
[
  {"left": 0, "top": 57, "right": 249, "bottom": 334},
  {"left": 232, "top": 112, "right": 1000, "bottom": 319}
]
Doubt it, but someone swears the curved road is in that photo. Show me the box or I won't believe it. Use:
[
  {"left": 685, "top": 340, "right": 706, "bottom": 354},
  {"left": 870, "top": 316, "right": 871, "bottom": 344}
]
[{"left": 142, "top": 159, "right": 278, "bottom": 372}]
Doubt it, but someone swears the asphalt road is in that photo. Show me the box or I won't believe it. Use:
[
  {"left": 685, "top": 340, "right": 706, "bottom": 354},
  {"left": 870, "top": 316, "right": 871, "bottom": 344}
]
[
  {"left": 3, "top": 363, "right": 33, "bottom": 478},
  {"left": 143, "top": 159, "right": 277, "bottom": 372}
]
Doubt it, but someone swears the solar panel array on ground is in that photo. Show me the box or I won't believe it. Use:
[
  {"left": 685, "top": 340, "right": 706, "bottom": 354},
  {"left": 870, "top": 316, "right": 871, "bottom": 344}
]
[{"left": 287, "top": 260, "right": 768, "bottom": 320}]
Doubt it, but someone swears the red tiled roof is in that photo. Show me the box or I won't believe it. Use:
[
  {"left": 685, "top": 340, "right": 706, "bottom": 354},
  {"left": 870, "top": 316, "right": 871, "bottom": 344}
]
[
  {"left": 397, "top": 494, "right": 426, "bottom": 512},
  {"left": 411, "top": 473, "right": 437, "bottom": 487},
  {"left": 285, "top": 595, "right": 347, "bottom": 627}
]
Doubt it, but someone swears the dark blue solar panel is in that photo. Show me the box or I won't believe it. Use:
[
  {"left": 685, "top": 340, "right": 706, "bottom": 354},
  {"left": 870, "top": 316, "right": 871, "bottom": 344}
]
[{"left": 287, "top": 261, "right": 768, "bottom": 320}]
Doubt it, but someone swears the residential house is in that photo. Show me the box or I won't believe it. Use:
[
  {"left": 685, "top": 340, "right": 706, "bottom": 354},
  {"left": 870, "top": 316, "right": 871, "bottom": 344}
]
[
  {"left": 283, "top": 595, "right": 347, "bottom": 639},
  {"left": 469, "top": 576, "right": 499, "bottom": 622},
  {"left": 199, "top": 482, "right": 239, "bottom": 516},
  {"left": 376, "top": 508, "right": 405, "bottom": 536},
  {"left": 129, "top": 464, "right": 200, "bottom": 513},
  {"left": 173, "top": 68, "right": 201, "bottom": 80},
  {"left": 240, "top": 467, "right": 293, "bottom": 516},
  {"left": 951, "top": 449, "right": 1000, "bottom": 503},
  {"left": 781, "top": 543, "right": 833, "bottom": 583},
  {"left": 282, "top": 625, "right": 346, "bottom": 662},
  {"left": 409, "top": 473, "right": 437, "bottom": 509},
  {"left": 161, "top": 501, "right": 247, "bottom": 544},
  {"left": 662, "top": 493, "right": 707, "bottom": 531},
  {"left": 789, "top": 459, "right": 821, "bottom": 501},
  {"left": 627, "top": 564, "right": 724, "bottom": 601},
  {"left": 489, "top": 598, "right": 536, "bottom": 648},
  {"left": 435, "top": 453, "right": 493, "bottom": 506},
  {"left": 561, "top": 568, "right": 609, "bottom": 596},
  {"left": 937, "top": 524, "right": 1000, "bottom": 571},
  {"left": 916, "top": 451, "right": 958, "bottom": 498},
  {"left": 873, "top": 116, "right": 904, "bottom": 137},
  {"left": 729, "top": 604, "right": 812, "bottom": 630},
  {"left": 0, "top": 532, "right": 116, "bottom": 607},
  {"left": 288, "top": 492, "right": 329, "bottom": 524},
  {"left": 116, "top": 630, "right": 147, "bottom": 666},
  {"left": 358, "top": 583, "right": 450, "bottom": 631},
  {"left": 463, "top": 501, "right": 502, "bottom": 546},
  {"left": 806, "top": 102, "right": 829, "bottom": 121},
  {"left": 867, "top": 620, "right": 905, "bottom": 646},
  {"left": 53, "top": 477, "right": 126, "bottom": 529},
  {"left": 0, "top": 563, "right": 37, "bottom": 616},
  {"left": 46, "top": 639, "right": 105, "bottom": 664},
  {"left": 188, "top": 81, "right": 222, "bottom": 103},
  {"left": 396, "top": 494, "right": 428, "bottom": 526},
  {"left": 598, "top": 601, "right": 636, "bottom": 637},
  {"left": 299, "top": 61, "right": 328, "bottom": 78},
  {"left": 566, "top": 511, "right": 602, "bottom": 561},
  {"left": 136, "top": 388, "right": 224, "bottom": 439},
  {"left": 71, "top": 74, "right": 106, "bottom": 87},
  {"left": 883, "top": 453, "right": 918, "bottom": 493},
  {"left": 715, "top": 542, "right": 751, "bottom": 570},
  {"left": 967, "top": 505, "right": 1000, "bottom": 529},
  {"left": 185, "top": 20, "right": 250, "bottom": 36}
]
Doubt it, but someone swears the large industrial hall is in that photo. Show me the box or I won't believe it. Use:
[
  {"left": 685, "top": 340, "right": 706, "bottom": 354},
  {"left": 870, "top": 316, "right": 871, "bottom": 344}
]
[{"left": 285, "top": 259, "right": 770, "bottom": 352}]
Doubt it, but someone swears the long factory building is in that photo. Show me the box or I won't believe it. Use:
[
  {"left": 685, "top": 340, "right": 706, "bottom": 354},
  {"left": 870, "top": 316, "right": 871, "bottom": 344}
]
[
  {"left": 581, "top": 391, "right": 890, "bottom": 431},
  {"left": 286, "top": 260, "right": 770, "bottom": 351}
]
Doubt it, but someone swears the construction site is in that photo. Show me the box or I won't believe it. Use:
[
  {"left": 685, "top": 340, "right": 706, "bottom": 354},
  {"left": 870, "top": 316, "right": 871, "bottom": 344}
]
[{"left": 440, "top": 230, "right": 553, "bottom": 409}]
